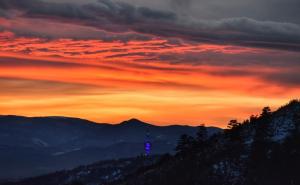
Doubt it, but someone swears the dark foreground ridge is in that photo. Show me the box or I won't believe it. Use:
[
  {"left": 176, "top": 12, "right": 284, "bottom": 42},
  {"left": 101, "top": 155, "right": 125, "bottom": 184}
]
[{"left": 2, "top": 156, "right": 160, "bottom": 185}]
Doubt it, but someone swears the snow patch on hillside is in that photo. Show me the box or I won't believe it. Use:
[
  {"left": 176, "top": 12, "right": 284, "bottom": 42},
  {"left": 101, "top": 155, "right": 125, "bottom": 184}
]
[
  {"left": 270, "top": 111, "right": 296, "bottom": 142},
  {"left": 52, "top": 148, "right": 81, "bottom": 156},
  {"left": 32, "top": 138, "right": 49, "bottom": 147}
]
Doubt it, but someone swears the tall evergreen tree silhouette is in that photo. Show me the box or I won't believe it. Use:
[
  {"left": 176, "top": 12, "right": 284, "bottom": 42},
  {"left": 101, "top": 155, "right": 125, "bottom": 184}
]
[{"left": 175, "top": 134, "right": 194, "bottom": 157}]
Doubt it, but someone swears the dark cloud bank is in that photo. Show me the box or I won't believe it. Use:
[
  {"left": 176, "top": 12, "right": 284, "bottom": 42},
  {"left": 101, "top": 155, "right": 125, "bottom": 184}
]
[{"left": 0, "top": 0, "right": 300, "bottom": 51}]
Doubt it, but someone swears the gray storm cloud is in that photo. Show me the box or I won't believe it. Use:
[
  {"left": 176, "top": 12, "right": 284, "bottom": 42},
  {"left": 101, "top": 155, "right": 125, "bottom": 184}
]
[
  {"left": 170, "top": 0, "right": 193, "bottom": 12},
  {"left": 0, "top": 0, "right": 300, "bottom": 51}
]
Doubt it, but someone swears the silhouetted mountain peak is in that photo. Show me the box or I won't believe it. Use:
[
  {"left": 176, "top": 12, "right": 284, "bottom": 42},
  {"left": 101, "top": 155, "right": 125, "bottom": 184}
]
[{"left": 119, "top": 118, "right": 151, "bottom": 127}]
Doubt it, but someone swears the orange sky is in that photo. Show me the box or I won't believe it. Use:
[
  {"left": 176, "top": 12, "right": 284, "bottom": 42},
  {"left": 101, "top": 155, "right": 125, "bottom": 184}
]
[{"left": 1, "top": 30, "right": 299, "bottom": 128}]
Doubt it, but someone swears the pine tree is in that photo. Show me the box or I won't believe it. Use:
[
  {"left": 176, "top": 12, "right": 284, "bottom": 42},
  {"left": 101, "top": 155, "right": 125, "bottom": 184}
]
[
  {"left": 196, "top": 124, "right": 208, "bottom": 143},
  {"left": 175, "top": 134, "right": 195, "bottom": 156},
  {"left": 246, "top": 107, "right": 273, "bottom": 185},
  {"left": 227, "top": 119, "right": 241, "bottom": 130}
]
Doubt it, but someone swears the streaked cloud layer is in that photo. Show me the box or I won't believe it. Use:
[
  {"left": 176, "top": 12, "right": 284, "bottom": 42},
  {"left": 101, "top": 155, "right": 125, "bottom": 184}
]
[{"left": 0, "top": 0, "right": 299, "bottom": 127}]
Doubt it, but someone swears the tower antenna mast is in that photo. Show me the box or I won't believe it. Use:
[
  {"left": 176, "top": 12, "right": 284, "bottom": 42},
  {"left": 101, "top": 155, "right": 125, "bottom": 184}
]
[{"left": 144, "top": 128, "right": 152, "bottom": 156}]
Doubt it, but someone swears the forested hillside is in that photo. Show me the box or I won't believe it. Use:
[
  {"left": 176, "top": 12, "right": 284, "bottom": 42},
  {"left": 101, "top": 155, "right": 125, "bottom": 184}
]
[{"left": 111, "top": 100, "right": 300, "bottom": 185}]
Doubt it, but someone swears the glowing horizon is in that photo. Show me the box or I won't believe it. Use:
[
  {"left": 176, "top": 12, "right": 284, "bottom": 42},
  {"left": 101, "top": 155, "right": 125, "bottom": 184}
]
[{"left": 1, "top": 0, "right": 300, "bottom": 127}]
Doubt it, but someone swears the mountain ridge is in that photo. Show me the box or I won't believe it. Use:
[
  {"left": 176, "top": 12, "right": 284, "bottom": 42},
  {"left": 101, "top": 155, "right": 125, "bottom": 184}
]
[
  {"left": 3, "top": 100, "right": 300, "bottom": 185},
  {"left": 0, "top": 115, "right": 221, "bottom": 180},
  {"left": 0, "top": 115, "right": 214, "bottom": 128}
]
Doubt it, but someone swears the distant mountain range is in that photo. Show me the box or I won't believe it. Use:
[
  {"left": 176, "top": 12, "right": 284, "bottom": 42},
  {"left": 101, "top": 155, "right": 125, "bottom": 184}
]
[
  {"left": 3, "top": 100, "right": 300, "bottom": 185},
  {"left": 0, "top": 116, "right": 221, "bottom": 180}
]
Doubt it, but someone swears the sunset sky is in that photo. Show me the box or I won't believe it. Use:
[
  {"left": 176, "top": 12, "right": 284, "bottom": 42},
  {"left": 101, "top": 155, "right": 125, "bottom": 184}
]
[{"left": 0, "top": 0, "right": 300, "bottom": 127}]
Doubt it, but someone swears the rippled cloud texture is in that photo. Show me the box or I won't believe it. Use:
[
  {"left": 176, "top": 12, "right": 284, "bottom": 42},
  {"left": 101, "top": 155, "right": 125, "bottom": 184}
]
[{"left": 0, "top": 0, "right": 299, "bottom": 127}]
